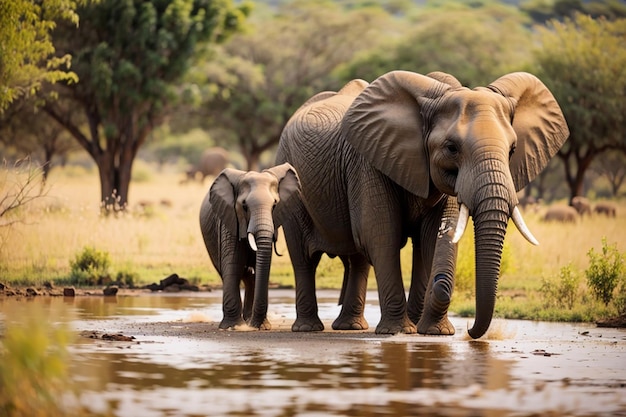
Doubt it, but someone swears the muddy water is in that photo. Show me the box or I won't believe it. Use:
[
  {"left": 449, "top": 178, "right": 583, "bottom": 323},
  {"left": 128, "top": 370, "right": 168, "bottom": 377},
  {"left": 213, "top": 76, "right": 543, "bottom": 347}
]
[{"left": 2, "top": 290, "right": 626, "bottom": 417}]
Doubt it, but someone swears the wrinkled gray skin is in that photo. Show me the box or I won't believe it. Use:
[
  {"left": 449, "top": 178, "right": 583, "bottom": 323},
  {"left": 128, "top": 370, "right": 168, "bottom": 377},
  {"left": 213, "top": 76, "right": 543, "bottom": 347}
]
[
  {"left": 543, "top": 205, "right": 578, "bottom": 223},
  {"left": 276, "top": 70, "right": 569, "bottom": 338},
  {"left": 199, "top": 163, "right": 300, "bottom": 329},
  {"left": 571, "top": 196, "right": 592, "bottom": 217},
  {"left": 186, "top": 147, "right": 230, "bottom": 183}
]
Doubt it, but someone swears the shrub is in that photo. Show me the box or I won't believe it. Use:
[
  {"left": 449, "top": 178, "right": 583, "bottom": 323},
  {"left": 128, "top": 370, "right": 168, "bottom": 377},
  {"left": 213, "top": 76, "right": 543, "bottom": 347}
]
[
  {"left": 585, "top": 237, "right": 625, "bottom": 306},
  {"left": 540, "top": 263, "right": 581, "bottom": 309},
  {"left": 0, "top": 305, "right": 79, "bottom": 417},
  {"left": 69, "top": 246, "right": 111, "bottom": 286}
]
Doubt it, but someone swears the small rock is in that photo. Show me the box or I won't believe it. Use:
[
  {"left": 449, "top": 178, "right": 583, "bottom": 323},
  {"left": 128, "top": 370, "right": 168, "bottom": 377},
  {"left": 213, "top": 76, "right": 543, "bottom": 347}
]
[
  {"left": 103, "top": 286, "right": 118, "bottom": 296},
  {"left": 63, "top": 287, "right": 76, "bottom": 297},
  {"left": 145, "top": 283, "right": 162, "bottom": 292},
  {"left": 26, "top": 287, "right": 39, "bottom": 296}
]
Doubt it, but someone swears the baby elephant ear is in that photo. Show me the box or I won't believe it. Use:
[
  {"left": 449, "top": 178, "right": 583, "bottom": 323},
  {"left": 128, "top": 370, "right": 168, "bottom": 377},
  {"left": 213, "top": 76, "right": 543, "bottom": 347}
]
[
  {"left": 266, "top": 163, "right": 301, "bottom": 227},
  {"left": 342, "top": 71, "right": 448, "bottom": 198},
  {"left": 209, "top": 168, "right": 246, "bottom": 237},
  {"left": 487, "top": 72, "right": 570, "bottom": 191}
]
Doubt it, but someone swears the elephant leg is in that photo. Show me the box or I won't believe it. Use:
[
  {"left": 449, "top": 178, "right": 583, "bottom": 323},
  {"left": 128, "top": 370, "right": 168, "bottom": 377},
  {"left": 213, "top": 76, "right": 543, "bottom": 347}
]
[
  {"left": 371, "top": 247, "right": 416, "bottom": 334},
  {"left": 332, "top": 254, "right": 370, "bottom": 330},
  {"left": 407, "top": 238, "right": 427, "bottom": 325},
  {"left": 220, "top": 272, "right": 245, "bottom": 329},
  {"left": 417, "top": 197, "right": 458, "bottom": 335},
  {"left": 292, "top": 252, "right": 324, "bottom": 332}
]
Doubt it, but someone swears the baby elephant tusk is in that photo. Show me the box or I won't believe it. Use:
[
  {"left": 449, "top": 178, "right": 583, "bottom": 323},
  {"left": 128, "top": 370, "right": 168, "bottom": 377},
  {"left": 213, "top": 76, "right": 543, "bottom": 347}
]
[
  {"left": 248, "top": 233, "right": 258, "bottom": 252},
  {"left": 511, "top": 206, "right": 539, "bottom": 246},
  {"left": 452, "top": 204, "right": 470, "bottom": 244}
]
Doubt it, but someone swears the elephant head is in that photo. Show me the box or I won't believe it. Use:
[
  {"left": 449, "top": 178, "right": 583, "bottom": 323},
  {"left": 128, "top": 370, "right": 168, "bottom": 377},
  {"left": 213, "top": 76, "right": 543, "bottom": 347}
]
[
  {"left": 209, "top": 163, "right": 300, "bottom": 327},
  {"left": 342, "top": 70, "right": 569, "bottom": 338}
]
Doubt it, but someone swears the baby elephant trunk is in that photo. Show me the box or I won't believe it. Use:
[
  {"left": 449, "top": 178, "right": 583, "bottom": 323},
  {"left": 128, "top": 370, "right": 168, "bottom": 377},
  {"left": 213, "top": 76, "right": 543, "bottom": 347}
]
[{"left": 247, "top": 230, "right": 274, "bottom": 329}]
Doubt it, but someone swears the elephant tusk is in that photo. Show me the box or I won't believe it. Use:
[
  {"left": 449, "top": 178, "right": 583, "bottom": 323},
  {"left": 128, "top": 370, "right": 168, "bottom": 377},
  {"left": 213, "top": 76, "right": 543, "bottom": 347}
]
[
  {"left": 452, "top": 204, "right": 469, "bottom": 244},
  {"left": 248, "top": 233, "right": 258, "bottom": 252},
  {"left": 512, "top": 206, "right": 539, "bottom": 246}
]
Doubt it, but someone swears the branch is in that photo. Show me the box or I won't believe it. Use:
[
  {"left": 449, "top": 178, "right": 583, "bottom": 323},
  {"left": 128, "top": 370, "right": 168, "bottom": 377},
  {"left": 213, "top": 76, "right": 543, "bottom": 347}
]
[{"left": 0, "top": 158, "right": 48, "bottom": 229}]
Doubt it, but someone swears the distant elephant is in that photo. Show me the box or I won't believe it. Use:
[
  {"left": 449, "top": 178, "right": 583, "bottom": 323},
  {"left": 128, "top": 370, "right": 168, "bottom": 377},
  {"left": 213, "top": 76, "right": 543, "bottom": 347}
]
[
  {"left": 199, "top": 163, "right": 300, "bottom": 329},
  {"left": 276, "top": 70, "right": 569, "bottom": 338},
  {"left": 543, "top": 205, "right": 578, "bottom": 223},
  {"left": 594, "top": 201, "right": 617, "bottom": 217},
  {"left": 185, "top": 147, "right": 230, "bottom": 183},
  {"left": 571, "top": 196, "right": 592, "bottom": 217}
]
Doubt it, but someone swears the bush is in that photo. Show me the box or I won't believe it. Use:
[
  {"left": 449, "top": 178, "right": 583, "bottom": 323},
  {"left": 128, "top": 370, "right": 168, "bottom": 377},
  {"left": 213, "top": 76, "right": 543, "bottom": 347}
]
[
  {"left": 69, "top": 246, "right": 111, "bottom": 286},
  {"left": 0, "top": 304, "right": 78, "bottom": 417},
  {"left": 540, "top": 263, "right": 581, "bottom": 309},
  {"left": 585, "top": 238, "right": 625, "bottom": 306}
]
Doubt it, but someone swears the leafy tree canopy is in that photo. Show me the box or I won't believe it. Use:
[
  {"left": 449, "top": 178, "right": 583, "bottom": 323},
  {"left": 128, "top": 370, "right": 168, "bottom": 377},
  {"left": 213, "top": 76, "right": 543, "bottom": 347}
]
[
  {"left": 521, "top": 0, "right": 626, "bottom": 24},
  {"left": 44, "top": 0, "right": 249, "bottom": 209},
  {"left": 340, "top": 1, "right": 533, "bottom": 87},
  {"left": 0, "top": 0, "right": 79, "bottom": 112},
  {"left": 182, "top": 0, "right": 397, "bottom": 169},
  {"left": 534, "top": 14, "right": 626, "bottom": 199}
]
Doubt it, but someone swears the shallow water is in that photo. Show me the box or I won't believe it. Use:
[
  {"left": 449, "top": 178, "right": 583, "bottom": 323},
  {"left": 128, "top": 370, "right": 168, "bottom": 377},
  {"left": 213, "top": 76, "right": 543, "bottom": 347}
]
[{"left": 1, "top": 290, "right": 625, "bottom": 416}]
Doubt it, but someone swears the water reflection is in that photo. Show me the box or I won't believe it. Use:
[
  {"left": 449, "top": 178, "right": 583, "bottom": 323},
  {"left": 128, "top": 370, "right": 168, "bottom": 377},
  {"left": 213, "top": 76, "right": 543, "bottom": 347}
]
[{"left": 2, "top": 292, "right": 625, "bottom": 417}]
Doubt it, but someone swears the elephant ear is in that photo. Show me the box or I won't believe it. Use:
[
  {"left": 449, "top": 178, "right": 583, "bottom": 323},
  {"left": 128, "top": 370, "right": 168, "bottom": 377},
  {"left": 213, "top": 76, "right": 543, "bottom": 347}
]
[
  {"left": 209, "top": 168, "right": 247, "bottom": 239},
  {"left": 427, "top": 71, "right": 463, "bottom": 89},
  {"left": 487, "top": 72, "right": 570, "bottom": 191},
  {"left": 342, "top": 70, "right": 449, "bottom": 198},
  {"left": 265, "top": 163, "right": 301, "bottom": 228}
]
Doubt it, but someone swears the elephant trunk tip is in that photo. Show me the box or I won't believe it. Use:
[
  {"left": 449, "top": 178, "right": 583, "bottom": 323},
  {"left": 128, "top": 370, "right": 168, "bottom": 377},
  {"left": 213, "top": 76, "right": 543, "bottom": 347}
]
[{"left": 467, "top": 319, "right": 492, "bottom": 339}]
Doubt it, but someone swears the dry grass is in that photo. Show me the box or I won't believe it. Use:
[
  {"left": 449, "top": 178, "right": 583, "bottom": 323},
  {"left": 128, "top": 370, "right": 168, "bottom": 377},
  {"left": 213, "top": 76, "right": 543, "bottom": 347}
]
[{"left": 1, "top": 163, "right": 625, "bottom": 297}]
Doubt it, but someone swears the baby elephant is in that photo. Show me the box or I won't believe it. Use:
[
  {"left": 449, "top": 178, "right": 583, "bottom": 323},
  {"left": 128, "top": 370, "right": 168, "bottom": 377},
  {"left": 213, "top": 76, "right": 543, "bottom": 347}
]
[{"left": 200, "top": 163, "right": 300, "bottom": 330}]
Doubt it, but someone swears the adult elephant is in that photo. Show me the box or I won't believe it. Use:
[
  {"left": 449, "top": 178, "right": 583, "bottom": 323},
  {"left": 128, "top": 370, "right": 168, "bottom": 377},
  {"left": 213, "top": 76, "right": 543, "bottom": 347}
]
[
  {"left": 543, "top": 205, "right": 578, "bottom": 223},
  {"left": 186, "top": 147, "right": 230, "bottom": 183},
  {"left": 276, "top": 70, "right": 569, "bottom": 338},
  {"left": 571, "top": 196, "right": 592, "bottom": 217},
  {"left": 199, "top": 163, "right": 300, "bottom": 329}
]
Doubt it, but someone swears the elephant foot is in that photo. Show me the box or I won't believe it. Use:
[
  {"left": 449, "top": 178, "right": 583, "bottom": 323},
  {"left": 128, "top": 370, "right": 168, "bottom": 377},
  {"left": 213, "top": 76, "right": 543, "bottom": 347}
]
[
  {"left": 332, "top": 314, "right": 369, "bottom": 331},
  {"left": 219, "top": 316, "right": 245, "bottom": 330},
  {"left": 416, "top": 314, "right": 455, "bottom": 335},
  {"left": 291, "top": 316, "right": 324, "bottom": 332},
  {"left": 249, "top": 317, "right": 271, "bottom": 330},
  {"left": 375, "top": 316, "right": 416, "bottom": 335}
]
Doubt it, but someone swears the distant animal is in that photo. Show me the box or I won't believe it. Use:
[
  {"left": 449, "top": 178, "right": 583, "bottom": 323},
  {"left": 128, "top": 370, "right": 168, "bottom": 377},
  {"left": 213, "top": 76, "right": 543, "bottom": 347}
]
[
  {"left": 543, "top": 205, "right": 578, "bottom": 223},
  {"left": 594, "top": 201, "right": 617, "bottom": 217},
  {"left": 199, "top": 163, "right": 301, "bottom": 330},
  {"left": 571, "top": 196, "right": 592, "bottom": 217},
  {"left": 518, "top": 195, "right": 539, "bottom": 212},
  {"left": 184, "top": 147, "right": 230, "bottom": 183}
]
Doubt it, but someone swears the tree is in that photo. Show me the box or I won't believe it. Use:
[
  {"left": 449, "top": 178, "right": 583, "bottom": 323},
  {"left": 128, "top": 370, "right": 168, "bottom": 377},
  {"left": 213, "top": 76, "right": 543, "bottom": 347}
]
[
  {"left": 534, "top": 14, "right": 626, "bottom": 201},
  {"left": 592, "top": 150, "right": 626, "bottom": 197},
  {"left": 0, "top": 0, "right": 78, "bottom": 113},
  {"left": 44, "top": 0, "right": 249, "bottom": 211},
  {"left": 183, "top": 1, "right": 396, "bottom": 169},
  {"left": 521, "top": 0, "right": 626, "bottom": 24},
  {"left": 340, "top": 1, "right": 533, "bottom": 87},
  {"left": 0, "top": 97, "right": 79, "bottom": 182}
]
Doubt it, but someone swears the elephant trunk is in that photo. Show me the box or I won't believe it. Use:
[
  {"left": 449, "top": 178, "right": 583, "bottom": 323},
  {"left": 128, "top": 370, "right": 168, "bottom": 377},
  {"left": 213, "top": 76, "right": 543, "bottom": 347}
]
[
  {"left": 248, "top": 221, "right": 274, "bottom": 329},
  {"left": 464, "top": 161, "right": 516, "bottom": 339}
]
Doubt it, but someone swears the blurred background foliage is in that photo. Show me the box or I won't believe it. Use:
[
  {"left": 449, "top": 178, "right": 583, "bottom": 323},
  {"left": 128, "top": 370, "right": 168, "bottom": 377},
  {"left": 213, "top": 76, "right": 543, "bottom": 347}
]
[{"left": 1, "top": 0, "right": 626, "bottom": 207}]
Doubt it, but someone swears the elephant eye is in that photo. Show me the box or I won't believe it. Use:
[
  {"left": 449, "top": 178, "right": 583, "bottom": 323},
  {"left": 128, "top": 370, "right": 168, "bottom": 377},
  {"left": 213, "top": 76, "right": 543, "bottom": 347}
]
[
  {"left": 509, "top": 144, "right": 516, "bottom": 160},
  {"left": 242, "top": 201, "right": 248, "bottom": 212},
  {"left": 445, "top": 141, "right": 459, "bottom": 156}
]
